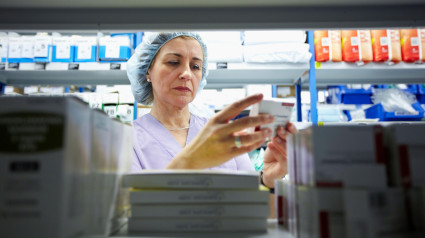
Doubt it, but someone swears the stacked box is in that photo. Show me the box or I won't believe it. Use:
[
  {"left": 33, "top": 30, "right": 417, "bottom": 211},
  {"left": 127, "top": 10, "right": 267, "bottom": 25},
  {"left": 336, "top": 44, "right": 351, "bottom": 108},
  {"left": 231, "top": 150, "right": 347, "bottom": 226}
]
[
  {"left": 99, "top": 36, "right": 132, "bottom": 62},
  {"left": 73, "top": 36, "right": 97, "bottom": 62},
  {"left": 34, "top": 34, "right": 52, "bottom": 63},
  {"left": 123, "top": 170, "right": 269, "bottom": 233},
  {"left": 0, "top": 33, "right": 7, "bottom": 63},
  {"left": 51, "top": 36, "right": 74, "bottom": 62},
  {"left": 102, "top": 92, "right": 119, "bottom": 118},
  {"left": 0, "top": 96, "right": 91, "bottom": 238}
]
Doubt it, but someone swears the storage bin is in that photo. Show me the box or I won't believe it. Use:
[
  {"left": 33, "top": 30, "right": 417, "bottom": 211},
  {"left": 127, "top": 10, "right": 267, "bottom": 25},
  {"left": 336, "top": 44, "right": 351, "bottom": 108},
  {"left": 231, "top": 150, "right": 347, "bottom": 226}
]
[
  {"left": 416, "top": 84, "right": 425, "bottom": 104},
  {"left": 364, "top": 102, "right": 424, "bottom": 121},
  {"left": 327, "top": 85, "right": 373, "bottom": 104}
]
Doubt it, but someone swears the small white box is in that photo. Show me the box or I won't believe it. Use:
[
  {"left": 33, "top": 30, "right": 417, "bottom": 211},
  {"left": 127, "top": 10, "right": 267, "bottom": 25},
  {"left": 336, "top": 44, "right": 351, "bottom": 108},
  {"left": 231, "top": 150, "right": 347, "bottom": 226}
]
[
  {"left": 344, "top": 188, "right": 409, "bottom": 238},
  {"left": 297, "top": 187, "right": 344, "bottom": 238},
  {"left": 0, "top": 33, "right": 8, "bottom": 63},
  {"left": 0, "top": 96, "right": 91, "bottom": 238},
  {"left": 34, "top": 34, "right": 52, "bottom": 62},
  {"left": 73, "top": 36, "right": 97, "bottom": 62},
  {"left": 249, "top": 99, "right": 294, "bottom": 138},
  {"left": 386, "top": 124, "right": 425, "bottom": 188},
  {"left": 52, "top": 36, "right": 74, "bottom": 62}
]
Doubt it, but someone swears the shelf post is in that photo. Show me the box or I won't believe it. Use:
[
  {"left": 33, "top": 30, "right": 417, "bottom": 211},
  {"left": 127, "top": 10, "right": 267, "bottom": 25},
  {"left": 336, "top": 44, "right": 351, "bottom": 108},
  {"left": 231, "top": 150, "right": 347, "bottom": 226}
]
[
  {"left": 272, "top": 85, "right": 277, "bottom": 98},
  {"left": 307, "top": 31, "right": 318, "bottom": 125},
  {"left": 296, "top": 78, "right": 302, "bottom": 122},
  {"left": 134, "top": 100, "right": 138, "bottom": 120}
]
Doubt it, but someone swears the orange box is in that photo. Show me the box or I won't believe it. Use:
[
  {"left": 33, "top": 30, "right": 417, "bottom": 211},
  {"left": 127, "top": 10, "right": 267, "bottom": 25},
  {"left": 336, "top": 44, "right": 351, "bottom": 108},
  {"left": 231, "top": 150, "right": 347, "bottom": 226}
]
[
  {"left": 359, "top": 30, "right": 373, "bottom": 62},
  {"left": 371, "top": 30, "right": 389, "bottom": 62},
  {"left": 389, "top": 30, "right": 402, "bottom": 62},
  {"left": 400, "top": 29, "right": 420, "bottom": 62},
  {"left": 314, "top": 31, "right": 329, "bottom": 62},
  {"left": 329, "top": 30, "right": 342, "bottom": 62},
  {"left": 420, "top": 29, "right": 425, "bottom": 62},
  {"left": 342, "top": 30, "right": 359, "bottom": 62}
]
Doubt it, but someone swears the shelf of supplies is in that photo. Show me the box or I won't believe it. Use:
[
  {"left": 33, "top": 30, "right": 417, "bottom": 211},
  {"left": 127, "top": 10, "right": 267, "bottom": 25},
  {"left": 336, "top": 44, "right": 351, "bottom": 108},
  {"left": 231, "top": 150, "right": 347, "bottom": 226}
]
[
  {"left": 302, "top": 62, "right": 425, "bottom": 85},
  {"left": 112, "top": 219, "right": 293, "bottom": 238},
  {"left": 0, "top": 62, "right": 309, "bottom": 86},
  {"left": 0, "top": 1, "right": 424, "bottom": 30}
]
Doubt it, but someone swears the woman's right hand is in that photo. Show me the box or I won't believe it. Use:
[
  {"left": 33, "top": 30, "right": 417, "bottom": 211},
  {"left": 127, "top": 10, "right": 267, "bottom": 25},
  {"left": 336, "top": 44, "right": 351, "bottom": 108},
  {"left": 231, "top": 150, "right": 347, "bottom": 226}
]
[{"left": 167, "top": 94, "right": 274, "bottom": 169}]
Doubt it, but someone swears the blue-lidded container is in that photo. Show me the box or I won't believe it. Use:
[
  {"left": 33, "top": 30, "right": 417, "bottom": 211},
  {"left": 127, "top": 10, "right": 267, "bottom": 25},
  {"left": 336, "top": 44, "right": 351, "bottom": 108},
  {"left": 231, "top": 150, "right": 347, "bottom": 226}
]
[
  {"left": 365, "top": 102, "right": 424, "bottom": 121},
  {"left": 327, "top": 85, "right": 373, "bottom": 104}
]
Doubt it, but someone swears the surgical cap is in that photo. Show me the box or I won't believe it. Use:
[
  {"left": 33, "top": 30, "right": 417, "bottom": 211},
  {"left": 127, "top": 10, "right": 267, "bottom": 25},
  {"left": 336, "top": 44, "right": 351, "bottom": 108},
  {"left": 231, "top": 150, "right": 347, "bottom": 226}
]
[{"left": 126, "top": 32, "right": 208, "bottom": 105}]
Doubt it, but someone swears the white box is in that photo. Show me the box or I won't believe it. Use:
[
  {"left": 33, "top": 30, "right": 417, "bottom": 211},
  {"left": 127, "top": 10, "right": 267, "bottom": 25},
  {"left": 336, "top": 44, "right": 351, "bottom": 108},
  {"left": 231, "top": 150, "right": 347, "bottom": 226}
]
[
  {"left": 249, "top": 99, "right": 294, "bottom": 138},
  {"left": 73, "top": 36, "right": 97, "bottom": 62},
  {"left": 0, "top": 96, "right": 91, "bottom": 238},
  {"left": 344, "top": 188, "right": 409, "bottom": 238},
  {"left": 0, "top": 33, "right": 8, "bottom": 62},
  {"left": 102, "top": 93, "right": 119, "bottom": 118},
  {"left": 386, "top": 124, "right": 425, "bottom": 188},
  {"left": 297, "top": 187, "right": 344, "bottom": 238},
  {"left": 34, "top": 34, "right": 52, "bottom": 62}
]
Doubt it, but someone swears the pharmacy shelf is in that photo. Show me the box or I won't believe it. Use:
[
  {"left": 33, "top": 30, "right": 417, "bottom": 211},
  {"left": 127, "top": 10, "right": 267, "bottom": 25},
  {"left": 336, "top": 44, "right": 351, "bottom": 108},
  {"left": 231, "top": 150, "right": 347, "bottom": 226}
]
[
  {"left": 302, "top": 62, "right": 425, "bottom": 86},
  {"left": 0, "top": 2, "right": 424, "bottom": 30},
  {"left": 0, "top": 62, "right": 309, "bottom": 86},
  {"left": 112, "top": 219, "right": 292, "bottom": 238}
]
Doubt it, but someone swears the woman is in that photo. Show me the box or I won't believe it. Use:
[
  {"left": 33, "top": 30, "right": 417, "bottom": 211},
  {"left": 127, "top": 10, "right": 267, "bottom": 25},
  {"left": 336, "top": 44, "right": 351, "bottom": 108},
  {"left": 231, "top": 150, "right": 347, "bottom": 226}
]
[{"left": 127, "top": 32, "right": 297, "bottom": 189}]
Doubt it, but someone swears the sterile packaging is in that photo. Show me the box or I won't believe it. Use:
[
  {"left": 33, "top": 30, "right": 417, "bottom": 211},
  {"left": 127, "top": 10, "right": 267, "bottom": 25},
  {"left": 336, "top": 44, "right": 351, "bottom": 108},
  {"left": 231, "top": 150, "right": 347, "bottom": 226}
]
[
  {"left": 314, "top": 30, "right": 342, "bottom": 62},
  {"left": 341, "top": 30, "right": 359, "bottom": 62},
  {"left": 385, "top": 124, "right": 425, "bottom": 188},
  {"left": 344, "top": 188, "right": 409, "bottom": 238},
  {"left": 297, "top": 186, "right": 344, "bottom": 238},
  {"left": 34, "top": 34, "right": 52, "bottom": 63},
  {"left": 51, "top": 36, "right": 75, "bottom": 62},
  {"left": 421, "top": 29, "right": 425, "bottom": 63},
  {"left": 73, "top": 36, "right": 97, "bottom": 62},
  {"left": 7, "top": 36, "right": 24, "bottom": 63},
  {"left": 400, "top": 29, "right": 422, "bottom": 63},
  {"left": 0, "top": 96, "right": 91, "bottom": 238},
  {"left": 99, "top": 36, "right": 131, "bottom": 62},
  {"left": 0, "top": 33, "right": 8, "bottom": 63},
  {"left": 249, "top": 99, "right": 294, "bottom": 138},
  {"left": 371, "top": 29, "right": 402, "bottom": 63},
  {"left": 87, "top": 109, "right": 112, "bottom": 236},
  {"left": 359, "top": 30, "right": 373, "bottom": 63}
]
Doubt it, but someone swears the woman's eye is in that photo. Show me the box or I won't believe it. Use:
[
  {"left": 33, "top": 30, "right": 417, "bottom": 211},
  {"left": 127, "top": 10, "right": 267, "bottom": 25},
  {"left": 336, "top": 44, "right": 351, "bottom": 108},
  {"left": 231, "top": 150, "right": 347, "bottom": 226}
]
[
  {"left": 168, "top": 61, "right": 179, "bottom": 66},
  {"left": 192, "top": 64, "right": 201, "bottom": 70}
]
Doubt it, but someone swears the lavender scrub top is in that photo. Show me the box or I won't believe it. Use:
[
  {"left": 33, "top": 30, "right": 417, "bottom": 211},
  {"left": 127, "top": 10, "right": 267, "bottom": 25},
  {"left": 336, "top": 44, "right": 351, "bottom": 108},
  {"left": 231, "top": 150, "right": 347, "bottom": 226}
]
[{"left": 132, "top": 113, "right": 255, "bottom": 172}]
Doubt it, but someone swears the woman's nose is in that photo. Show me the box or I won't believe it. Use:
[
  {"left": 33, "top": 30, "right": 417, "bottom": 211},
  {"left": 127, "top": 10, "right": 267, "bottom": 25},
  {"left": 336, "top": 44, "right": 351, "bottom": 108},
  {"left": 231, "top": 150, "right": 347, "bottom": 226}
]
[{"left": 179, "top": 63, "right": 192, "bottom": 80}]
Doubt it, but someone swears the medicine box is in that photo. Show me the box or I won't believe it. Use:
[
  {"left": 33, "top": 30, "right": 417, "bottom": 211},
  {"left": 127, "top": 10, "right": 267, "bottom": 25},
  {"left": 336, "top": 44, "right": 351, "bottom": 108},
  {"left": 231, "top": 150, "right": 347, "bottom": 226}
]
[
  {"left": 34, "top": 35, "right": 52, "bottom": 63},
  {"left": 73, "top": 36, "right": 97, "bottom": 62},
  {"left": 385, "top": 124, "right": 425, "bottom": 188},
  {"left": 99, "top": 36, "right": 131, "bottom": 62},
  {"left": 102, "top": 93, "right": 119, "bottom": 118},
  {"left": 0, "top": 96, "right": 91, "bottom": 238},
  {"left": 249, "top": 99, "right": 294, "bottom": 138},
  {"left": 344, "top": 188, "right": 409, "bottom": 238},
  {"left": 297, "top": 187, "right": 344, "bottom": 238},
  {"left": 51, "top": 36, "right": 74, "bottom": 62},
  {"left": 0, "top": 34, "right": 8, "bottom": 63},
  {"left": 8, "top": 36, "right": 35, "bottom": 63}
]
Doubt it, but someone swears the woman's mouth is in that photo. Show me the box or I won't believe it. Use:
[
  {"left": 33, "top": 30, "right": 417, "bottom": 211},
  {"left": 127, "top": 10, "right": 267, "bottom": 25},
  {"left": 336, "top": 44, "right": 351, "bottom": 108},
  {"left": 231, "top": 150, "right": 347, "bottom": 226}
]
[{"left": 173, "top": 86, "right": 191, "bottom": 92}]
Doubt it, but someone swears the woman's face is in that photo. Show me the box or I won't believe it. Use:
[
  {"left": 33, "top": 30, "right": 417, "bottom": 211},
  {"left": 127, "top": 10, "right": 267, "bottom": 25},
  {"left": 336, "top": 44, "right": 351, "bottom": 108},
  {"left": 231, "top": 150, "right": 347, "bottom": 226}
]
[{"left": 148, "top": 37, "right": 203, "bottom": 109}]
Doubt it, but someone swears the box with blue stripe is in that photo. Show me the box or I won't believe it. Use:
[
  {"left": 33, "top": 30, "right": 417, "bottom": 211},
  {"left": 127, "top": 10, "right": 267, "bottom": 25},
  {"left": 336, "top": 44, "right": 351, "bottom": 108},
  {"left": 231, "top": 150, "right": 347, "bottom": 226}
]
[
  {"left": 99, "top": 36, "right": 131, "bottom": 62},
  {"left": 74, "top": 36, "right": 97, "bottom": 62},
  {"left": 51, "top": 36, "right": 74, "bottom": 62}
]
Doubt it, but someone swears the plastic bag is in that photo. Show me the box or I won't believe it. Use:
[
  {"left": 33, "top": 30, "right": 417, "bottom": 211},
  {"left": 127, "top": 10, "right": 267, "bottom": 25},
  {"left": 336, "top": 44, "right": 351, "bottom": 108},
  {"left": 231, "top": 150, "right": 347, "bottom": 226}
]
[{"left": 372, "top": 88, "right": 418, "bottom": 114}]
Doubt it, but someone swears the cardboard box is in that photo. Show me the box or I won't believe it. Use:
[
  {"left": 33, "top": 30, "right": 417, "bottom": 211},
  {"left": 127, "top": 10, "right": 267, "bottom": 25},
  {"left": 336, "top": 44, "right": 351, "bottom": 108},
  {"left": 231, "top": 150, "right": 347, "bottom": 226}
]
[
  {"left": 51, "top": 36, "right": 74, "bottom": 63},
  {"left": 297, "top": 187, "right": 344, "bottom": 238},
  {"left": 73, "top": 36, "right": 97, "bottom": 62},
  {"left": 99, "top": 36, "right": 131, "bottom": 62},
  {"left": 385, "top": 124, "right": 425, "bottom": 188},
  {"left": 0, "top": 96, "right": 91, "bottom": 238},
  {"left": 0, "top": 33, "right": 8, "bottom": 63},
  {"left": 344, "top": 188, "right": 409, "bottom": 238},
  {"left": 34, "top": 34, "right": 52, "bottom": 63}
]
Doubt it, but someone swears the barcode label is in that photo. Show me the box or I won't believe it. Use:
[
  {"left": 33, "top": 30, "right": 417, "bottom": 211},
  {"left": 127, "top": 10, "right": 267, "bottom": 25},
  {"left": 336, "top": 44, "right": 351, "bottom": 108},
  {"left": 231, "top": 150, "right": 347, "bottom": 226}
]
[
  {"left": 351, "top": 37, "right": 359, "bottom": 46},
  {"left": 322, "top": 37, "right": 330, "bottom": 46},
  {"left": 380, "top": 37, "right": 388, "bottom": 46},
  {"left": 411, "top": 37, "right": 419, "bottom": 46}
]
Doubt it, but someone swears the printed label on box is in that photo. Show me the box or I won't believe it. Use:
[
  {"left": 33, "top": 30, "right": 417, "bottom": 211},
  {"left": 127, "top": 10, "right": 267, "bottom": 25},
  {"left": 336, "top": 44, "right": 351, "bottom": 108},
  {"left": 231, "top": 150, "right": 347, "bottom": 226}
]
[
  {"left": 351, "top": 37, "right": 359, "bottom": 46},
  {"left": 77, "top": 43, "right": 92, "bottom": 59},
  {"left": 105, "top": 43, "right": 120, "bottom": 58},
  {"left": 56, "top": 43, "right": 71, "bottom": 59},
  {"left": 21, "top": 43, "right": 34, "bottom": 58},
  {"left": 34, "top": 39, "right": 50, "bottom": 57},
  {"left": 8, "top": 42, "right": 21, "bottom": 58},
  {"left": 411, "top": 37, "right": 420, "bottom": 47},
  {"left": 380, "top": 37, "right": 388, "bottom": 46}
]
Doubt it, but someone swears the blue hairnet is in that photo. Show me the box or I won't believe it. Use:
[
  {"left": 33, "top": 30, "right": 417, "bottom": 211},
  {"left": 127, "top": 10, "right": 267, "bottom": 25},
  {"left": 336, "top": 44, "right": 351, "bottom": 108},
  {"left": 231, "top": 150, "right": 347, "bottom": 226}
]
[{"left": 127, "top": 32, "right": 208, "bottom": 105}]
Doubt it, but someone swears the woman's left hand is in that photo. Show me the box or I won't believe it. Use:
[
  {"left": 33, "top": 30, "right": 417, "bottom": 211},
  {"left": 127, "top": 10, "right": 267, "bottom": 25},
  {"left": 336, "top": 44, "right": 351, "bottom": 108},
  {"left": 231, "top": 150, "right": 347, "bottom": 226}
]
[{"left": 261, "top": 122, "right": 298, "bottom": 188}]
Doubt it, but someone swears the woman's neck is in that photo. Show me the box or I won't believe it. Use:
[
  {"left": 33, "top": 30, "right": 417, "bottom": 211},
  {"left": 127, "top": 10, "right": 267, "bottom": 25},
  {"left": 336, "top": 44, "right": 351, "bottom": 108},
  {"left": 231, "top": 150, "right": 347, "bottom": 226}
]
[{"left": 150, "top": 101, "right": 191, "bottom": 130}]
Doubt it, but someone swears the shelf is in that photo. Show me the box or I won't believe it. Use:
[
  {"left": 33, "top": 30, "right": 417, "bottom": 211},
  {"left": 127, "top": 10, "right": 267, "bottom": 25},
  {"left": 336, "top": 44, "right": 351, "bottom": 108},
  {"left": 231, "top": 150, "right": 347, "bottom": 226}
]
[
  {"left": 0, "top": 2, "right": 424, "bottom": 31},
  {"left": 112, "top": 219, "right": 292, "bottom": 238},
  {"left": 0, "top": 62, "right": 309, "bottom": 86},
  {"left": 303, "top": 62, "right": 425, "bottom": 85}
]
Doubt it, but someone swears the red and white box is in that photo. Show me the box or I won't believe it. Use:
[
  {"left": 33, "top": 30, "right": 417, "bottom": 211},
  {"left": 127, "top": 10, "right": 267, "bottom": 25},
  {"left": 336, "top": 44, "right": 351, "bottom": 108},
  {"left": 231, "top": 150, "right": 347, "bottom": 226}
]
[
  {"left": 385, "top": 124, "right": 425, "bottom": 188},
  {"left": 344, "top": 188, "right": 409, "bottom": 238},
  {"left": 297, "top": 187, "right": 344, "bottom": 238},
  {"left": 275, "top": 178, "right": 289, "bottom": 227}
]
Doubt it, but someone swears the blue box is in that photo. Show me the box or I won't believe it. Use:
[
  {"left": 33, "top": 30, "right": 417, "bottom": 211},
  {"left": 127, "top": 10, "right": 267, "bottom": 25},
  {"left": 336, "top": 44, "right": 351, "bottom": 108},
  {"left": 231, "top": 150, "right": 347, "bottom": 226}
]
[
  {"left": 73, "top": 36, "right": 97, "bottom": 62},
  {"left": 327, "top": 85, "right": 373, "bottom": 104},
  {"left": 98, "top": 36, "right": 131, "bottom": 62},
  {"left": 34, "top": 35, "right": 52, "bottom": 63},
  {"left": 365, "top": 102, "right": 424, "bottom": 121},
  {"left": 417, "top": 85, "right": 425, "bottom": 104},
  {"left": 51, "top": 37, "right": 74, "bottom": 62}
]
